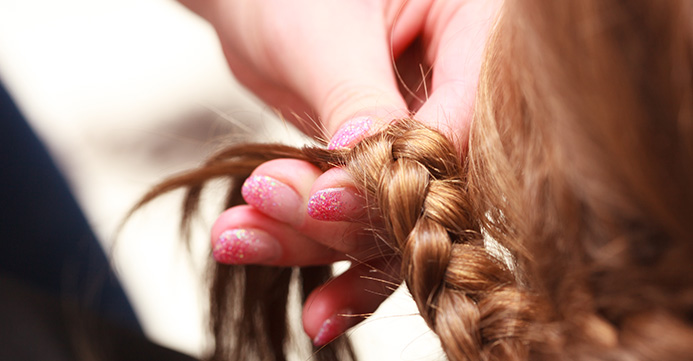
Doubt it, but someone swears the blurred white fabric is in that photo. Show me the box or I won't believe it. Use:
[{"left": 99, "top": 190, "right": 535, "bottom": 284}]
[{"left": 0, "top": 0, "right": 443, "bottom": 359}]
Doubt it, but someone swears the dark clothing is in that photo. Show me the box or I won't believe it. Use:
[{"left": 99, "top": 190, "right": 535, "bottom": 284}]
[{"left": 0, "top": 81, "right": 195, "bottom": 360}]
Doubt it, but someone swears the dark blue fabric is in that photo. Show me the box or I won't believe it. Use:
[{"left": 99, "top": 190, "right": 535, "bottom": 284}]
[{"left": 0, "top": 81, "right": 140, "bottom": 332}]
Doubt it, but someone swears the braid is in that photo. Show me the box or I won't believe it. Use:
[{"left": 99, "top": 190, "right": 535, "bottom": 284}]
[{"left": 321, "top": 119, "right": 539, "bottom": 361}]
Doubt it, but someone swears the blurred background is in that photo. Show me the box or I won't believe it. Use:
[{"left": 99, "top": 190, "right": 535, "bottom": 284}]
[{"left": 0, "top": 0, "right": 443, "bottom": 359}]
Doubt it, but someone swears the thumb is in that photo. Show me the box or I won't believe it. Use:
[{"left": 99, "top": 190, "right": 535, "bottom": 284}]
[
  {"left": 274, "top": 3, "right": 409, "bottom": 140},
  {"left": 310, "top": 44, "right": 408, "bottom": 147},
  {"left": 318, "top": 82, "right": 407, "bottom": 148}
]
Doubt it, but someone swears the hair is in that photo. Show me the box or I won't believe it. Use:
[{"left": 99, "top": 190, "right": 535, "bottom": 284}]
[{"left": 130, "top": 0, "right": 693, "bottom": 360}]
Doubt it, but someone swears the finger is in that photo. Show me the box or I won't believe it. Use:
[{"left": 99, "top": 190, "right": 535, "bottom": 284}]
[
  {"left": 289, "top": 3, "right": 407, "bottom": 133},
  {"left": 211, "top": 205, "right": 343, "bottom": 266},
  {"left": 306, "top": 168, "right": 390, "bottom": 257},
  {"left": 240, "top": 159, "right": 374, "bottom": 255},
  {"left": 303, "top": 257, "right": 401, "bottom": 346},
  {"left": 211, "top": 0, "right": 411, "bottom": 138},
  {"left": 259, "top": 1, "right": 410, "bottom": 136},
  {"left": 415, "top": 0, "right": 501, "bottom": 152},
  {"left": 326, "top": 116, "right": 381, "bottom": 150}
]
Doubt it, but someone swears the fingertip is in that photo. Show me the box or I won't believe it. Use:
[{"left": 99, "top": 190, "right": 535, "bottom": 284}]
[
  {"left": 307, "top": 187, "right": 363, "bottom": 222},
  {"left": 241, "top": 174, "right": 303, "bottom": 225},
  {"left": 211, "top": 205, "right": 344, "bottom": 266},
  {"left": 327, "top": 113, "right": 405, "bottom": 150},
  {"left": 302, "top": 282, "right": 363, "bottom": 346},
  {"left": 307, "top": 168, "right": 366, "bottom": 222},
  {"left": 302, "top": 259, "right": 399, "bottom": 345},
  {"left": 327, "top": 116, "right": 373, "bottom": 150},
  {"left": 312, "top": 309, "right": 360, "bottom": 347},
  {"left": 213, "top": 228, "right": 282, "bottom": 264},
  {"left": 240, "top": 159, "right": 323, "bottom": 226}
]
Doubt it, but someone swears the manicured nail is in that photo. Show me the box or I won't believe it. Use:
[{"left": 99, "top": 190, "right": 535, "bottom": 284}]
[
  {"left": 242, "top": 175, "right": 301, "bottom": 224},
  {"left": 313, "top": 310, "right": 358, "bottom": 347},
  {"left": 307, "top": 187, "right": 361, "bottom": 222},
  {"left": 213, "top": 229, "right": 280, "bottom": 264},
  {"left": 328, "top": 116, "right": 372, "bottom": 149}
]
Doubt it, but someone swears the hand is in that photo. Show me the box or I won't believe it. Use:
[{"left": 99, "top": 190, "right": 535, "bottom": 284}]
[
  {"left": 211, "top": 160, "right": 399, "bottom": 345},
  {"left": 179, "top": 0, "right": 498, "bottom": 144},
  {"left": 183, "top": 0, "right": 501, "bottom": 345}
]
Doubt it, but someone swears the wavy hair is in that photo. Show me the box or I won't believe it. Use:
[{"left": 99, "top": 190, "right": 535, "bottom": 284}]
[{"left": 131, "top": 0, "right": 693, "bottom": 360}]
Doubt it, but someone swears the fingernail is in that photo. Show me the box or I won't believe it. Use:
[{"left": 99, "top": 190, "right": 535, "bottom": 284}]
[
  {"left": 213, "top": 229, "right": 280, "bottom": 264},
  {"left": 242, "top": 175, "right": 301, "bottom": 224},
  {"left": 307, "top": 187, "right": 361, "bottom": 222},
  {"left": 328, "top": 116, "right": 372, "bottom": 149},
  {"left": 313, "top": 310, "right": 358, "bottom": 347}
]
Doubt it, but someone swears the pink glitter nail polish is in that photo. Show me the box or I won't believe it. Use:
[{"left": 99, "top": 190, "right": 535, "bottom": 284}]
[
  {"left": 328, "top": 116, "right": 372, "bottom": 150},
  {"left": 313, "top": 310, "right": 357, "bottom": 347},
  {"left": 242, "top": 175, "right": 281, "bottom": 209},
  {"left": 241, "top": 175, "right": 301, "bottom": 224},
  {"left": 307, "top": 187, "right": 363, "bottom": 222},
  {"left": 307, "top": 188, "right": 344, "bottom": 221},
  {"left": 213, "top": 229, "right": 280, "bottom": 264}
]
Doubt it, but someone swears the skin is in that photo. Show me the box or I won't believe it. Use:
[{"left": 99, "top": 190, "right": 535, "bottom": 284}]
[{"left": 179, "top": 0, "right": 500, "bottom": 343}]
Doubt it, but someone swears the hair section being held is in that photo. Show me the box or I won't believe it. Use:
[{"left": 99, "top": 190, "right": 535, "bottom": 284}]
[
  {"left": 129, "top": 118, "right": 536, "bottom": 361},
  {"left": 129, "top": 142, "right": 359, "bottom": 361}
]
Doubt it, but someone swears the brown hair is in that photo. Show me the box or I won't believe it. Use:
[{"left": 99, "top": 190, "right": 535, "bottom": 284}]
[{"left": 131, "top": 0, "right": 693, "bottom": 360}]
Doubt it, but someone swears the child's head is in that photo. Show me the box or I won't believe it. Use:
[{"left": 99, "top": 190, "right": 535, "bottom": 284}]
[{"left": 467, "top": 0, "right": 693, "bottom": 358}]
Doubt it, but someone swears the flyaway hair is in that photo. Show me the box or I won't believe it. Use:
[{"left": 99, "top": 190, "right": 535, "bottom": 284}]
[{"left": 130, "top": 0, "right": 693, "bottom": 360}]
